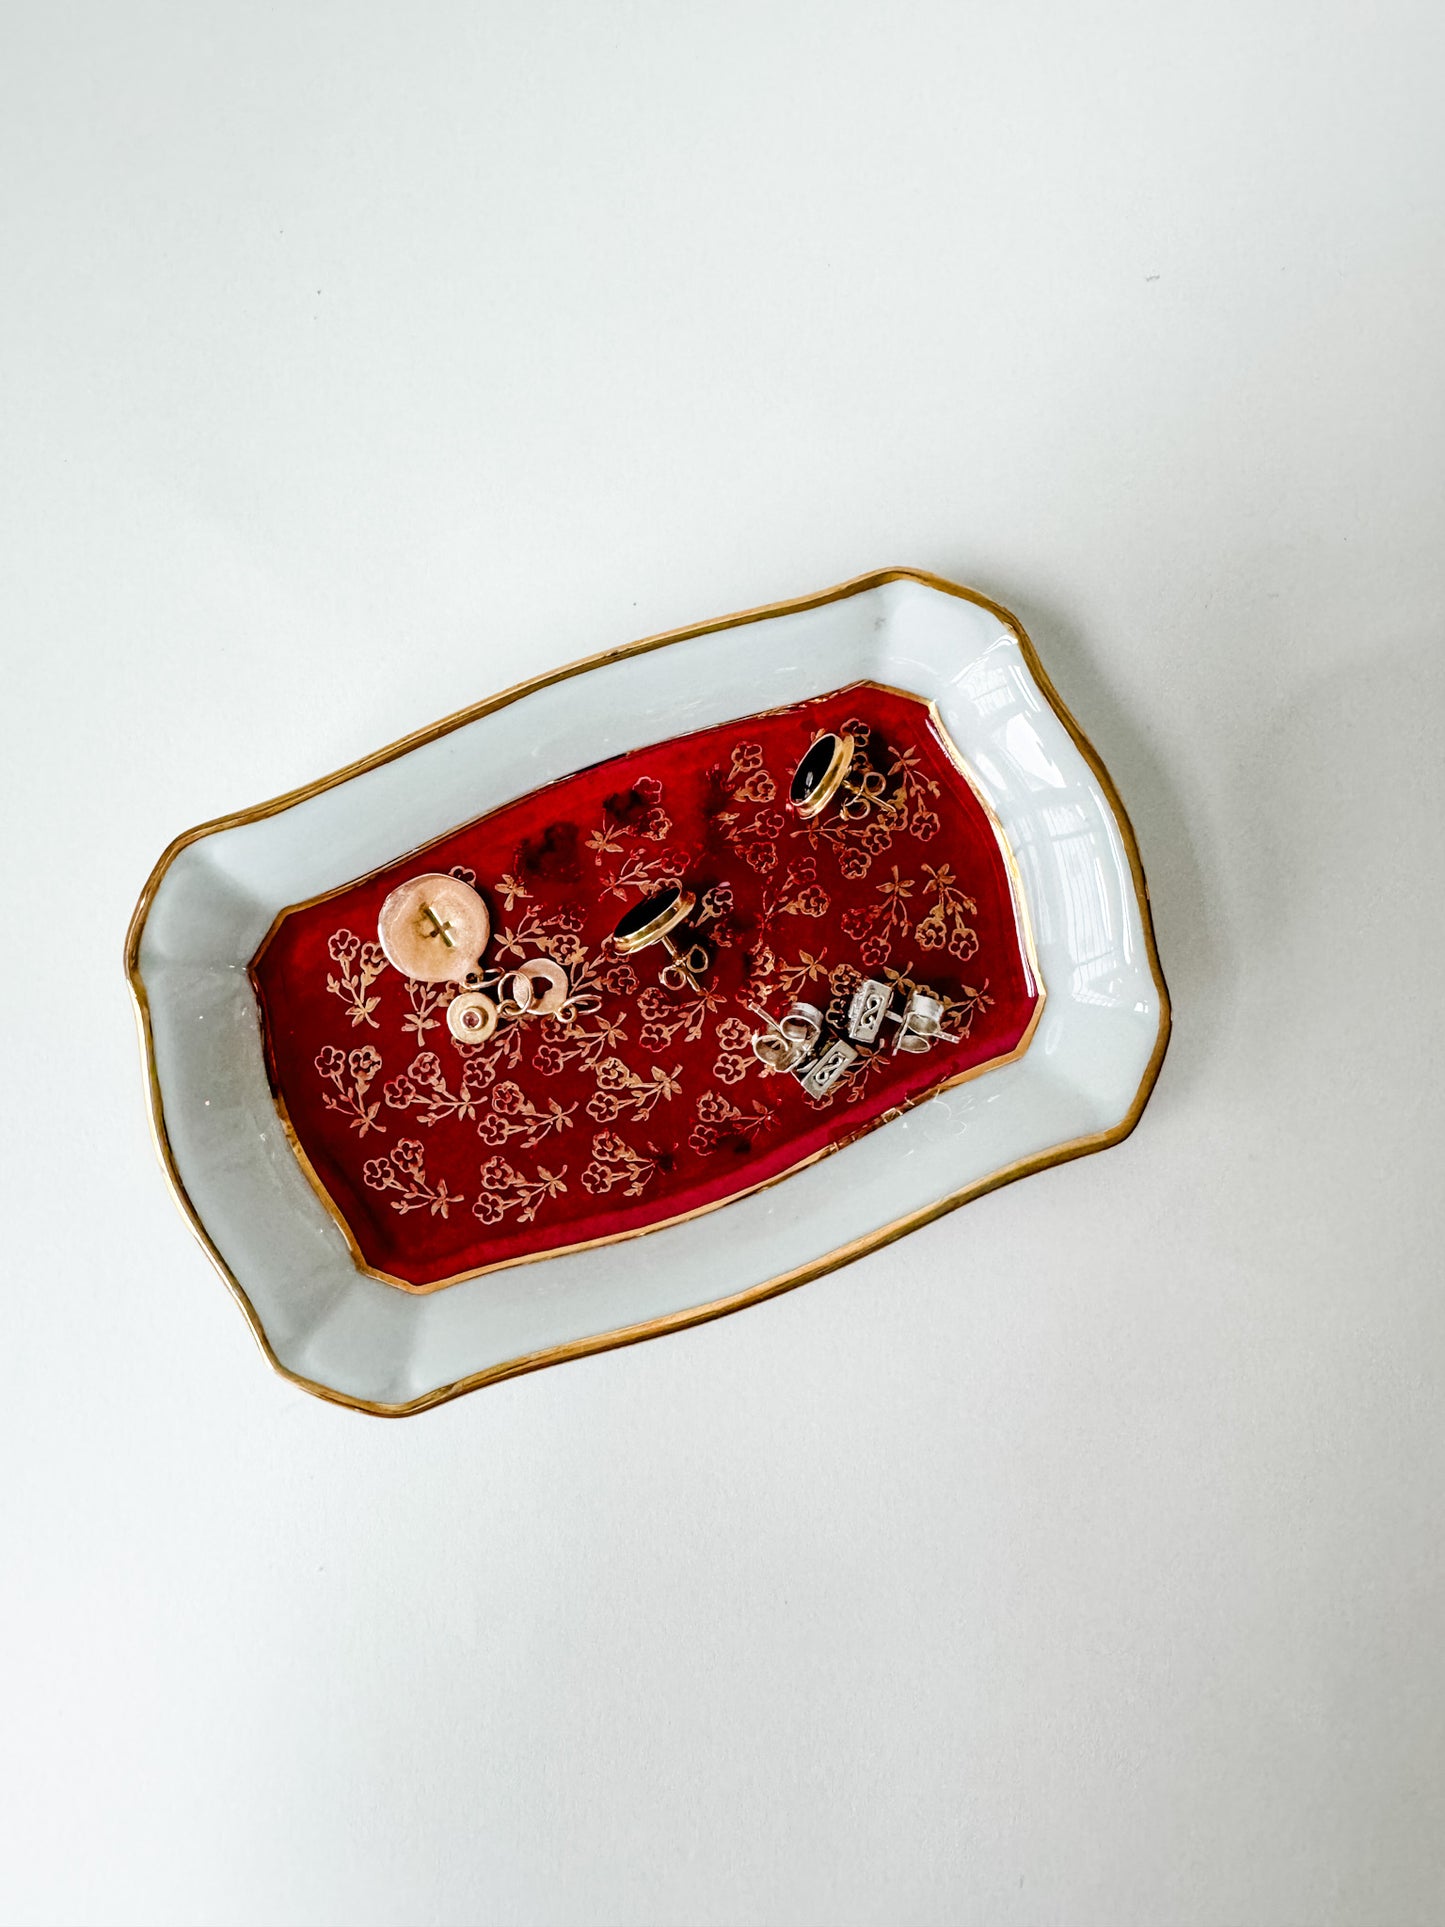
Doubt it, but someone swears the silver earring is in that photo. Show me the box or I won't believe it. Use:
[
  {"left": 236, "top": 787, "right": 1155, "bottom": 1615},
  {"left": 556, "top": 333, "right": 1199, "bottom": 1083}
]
[
  {"left": 846, "top": 978, "right": 960, "bottom": 1055},
  {"left": 746, "top": 999, "right": 859, "bottom": 1097}
]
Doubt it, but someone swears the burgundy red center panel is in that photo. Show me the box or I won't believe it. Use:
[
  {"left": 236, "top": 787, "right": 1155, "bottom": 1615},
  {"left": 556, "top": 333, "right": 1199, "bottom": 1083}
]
[{"left": 251, "top": 683, "right": 1041, "bottom": 1290}]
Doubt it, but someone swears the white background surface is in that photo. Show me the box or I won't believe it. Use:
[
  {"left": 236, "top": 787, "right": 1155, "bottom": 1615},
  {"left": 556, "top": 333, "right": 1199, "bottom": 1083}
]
[{"left": 2, "top": 4, "right": 1442, "bottom": 1923}]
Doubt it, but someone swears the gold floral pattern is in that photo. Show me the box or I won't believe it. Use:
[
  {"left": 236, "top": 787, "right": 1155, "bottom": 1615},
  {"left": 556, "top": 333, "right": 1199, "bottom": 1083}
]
[
  {"left": 725, "top": 741, "right": 777, "bottom": 803},
  {"left": 579, "top": 1131, "right": 660, "bottom": 1198},
  {"left": 401, "top": 977, "right": 454, "bottom": 1044},
  {"left": 473, "top": 1157, "right": 569, "bottom": 1225},
  {"left": 363, "top": 1139, "right": 464, "bottom": 1216},
  {"left": 587, "top": 1057, "right": 682, "bottom": 1122},
  {"left": 596, "top": 848, "right": 686, "bottom": 902},
  {"left": 384, "top": 1050, "right": 487, "bottom": 1126},
  {"left": 760, "top": 854, "right": 830, "bottom": 928},
  {"left": 762, "top": 947, "right": 831, "bottom": 1005},
  {"left": 722, "top": 805, "right": 784, "bottom": 875},
  {"left": 914, "top": 861, "right": 979, "bottom": 959},
  {"left": 712, "top": 1014, "right": 754, "bottom": 1084},
  {"left": 636, "top": 981, "right": 726, "bottom": 1050},
  {"left": 585, "top": 775, "right": 672, "bottom": 855},
  {"left": 326, "top": 929, "right": 387, "bottom": 1028},
  {"left": 689, "top": 1088, "right": 776, "bottom": 1155},
  {"left": 479, "top": 1080, "right": 577, "bottom": 1147},
  {"left": 532, "top": 1008, "right": 629, "bottom": 1075},
  {"left": 840, "top": 864, "right": 915, "bottom": 968},
  {"left": 885, "top": 742, "right": 943, "bottom": 841},
  {"left": 316, "top": 1043, "right": 385, "bottom": 1135}
]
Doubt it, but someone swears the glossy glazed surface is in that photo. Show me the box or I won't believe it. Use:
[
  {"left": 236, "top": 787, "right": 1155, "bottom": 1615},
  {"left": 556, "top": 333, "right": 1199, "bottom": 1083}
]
[
  {"left": 127, "top": 571, "right": 1170, "bottom": 1413},
  {"left": 250, "top": 684, "right": 1040, "bottom": 1288}
]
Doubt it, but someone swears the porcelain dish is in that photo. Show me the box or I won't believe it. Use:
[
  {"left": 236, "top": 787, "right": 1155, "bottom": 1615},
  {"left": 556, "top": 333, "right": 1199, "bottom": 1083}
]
[{"left": 126, "top": 570, "right": 1170, "bottom": 1414}]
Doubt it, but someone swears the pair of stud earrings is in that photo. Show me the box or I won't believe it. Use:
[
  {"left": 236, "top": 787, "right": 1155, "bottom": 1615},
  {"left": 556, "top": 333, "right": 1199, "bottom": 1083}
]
[
  {"left": 748, "top": 974, "right": 959, "bottom": 1099},
  {"left": 603, "top": 730, "right": 893, "bottom": 996},
  {"left": 374, "top": 872, "right": 578, "bottom": 1045}
]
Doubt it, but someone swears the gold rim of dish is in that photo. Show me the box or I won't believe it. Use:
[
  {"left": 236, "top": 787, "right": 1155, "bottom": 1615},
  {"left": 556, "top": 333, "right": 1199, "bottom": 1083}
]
[{"left": 123, "top": 567, "right": 1172, "bottom": 1417}]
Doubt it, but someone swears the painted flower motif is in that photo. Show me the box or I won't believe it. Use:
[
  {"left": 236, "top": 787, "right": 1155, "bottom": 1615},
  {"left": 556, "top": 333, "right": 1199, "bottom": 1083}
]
[
  {"left": 715, "top": 1016, "right": 751, "bottom": 1054},
  {"left": 714, "top": 1053, "right": 749, "bottom": 1085},
  {"left": 723, "top": 743, "right": 775, "bottom": 802},
  {"left": 411, "top": 1051, "right": 442, "bottom": 1083},
  {"left": 449, "top": 865, "right": 477, "bottom": 885},
  {"left": 638, "top": 1022, "right": 674, "bottom": 1053},
  {"left": 361, "top": 1157, "right": 389, "bottom": 1188},
  {"left": 916, "top": 915, "right": 947, "bottom": 951},
  {"left": 478, "top": 1113, "right": 511, "bottom": 1144},
  {"left": 351, "top": 1045, "right": 383, "bottom": 1081},
  {"left": 316, "top": 1045, "right": 345, "bottom": 1079},
  {"left": 546, "top": 931, "right": 585, "bottom": 968},
  {"left": 383, "top": 1072, "right": 419, "bottom": 1107},
  {"left": 598, "top": 961, "right": 637, "bottom": 997},
  {"left": 733, "top": 769, "right": 775, "bottom": 803},
  {"left": 697, "top": 1090, "right": 734, "bottom": 1124},
  {"left": 532, "top": 1042, "right": 567, "bottom": 1076},
  {"left": 391, "top": 1138, "right": 425, "bottom": 1176},
  {"left": 587, "top": 1091, "right": 620, "bottom": 1122},
  {"left": 951, "top": 928, "right": 980, "bottom": 961},
  {"left": 689, "top": 1123, "right": 718, "bottom": 1155},
  {"left": 328, "top": 930, "right": 360, "bottom": 965},
  {"left": 480, "top": 1156, "right": 520, "bottom": 1191},
  {"left": 473, "top": 1192, "right": 506, "bottom": 1225},
  {"left": 910, "top": 807, "right": 940, "bottom": 842},
  {"left": 836, "top": 845, "right": 870, "bottom": 880},
  {"left": 492, "top": 1080, "right": 525, "bottom": 1114},
  {"left": 859, "top": 936, "right": 891, "bottom": 969},
  {"left": 595, "top": 1057, "right": 632, "bottom": 1091},
  {"left": 580, "top": 1161, "right": 617, "bottom": 1195}
]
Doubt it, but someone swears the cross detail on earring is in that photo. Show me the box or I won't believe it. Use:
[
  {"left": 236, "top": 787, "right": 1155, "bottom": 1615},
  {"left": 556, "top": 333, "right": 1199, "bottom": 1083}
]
[{"left": 420, "top": 903, "right": 456, "bottom": 948}]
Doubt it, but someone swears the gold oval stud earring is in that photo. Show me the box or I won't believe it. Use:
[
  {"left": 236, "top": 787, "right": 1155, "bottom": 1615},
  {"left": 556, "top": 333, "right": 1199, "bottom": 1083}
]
[
  {"left": 611, "top": 886, "right": 711, "bottom": 991},
  {"left": 788, "top": 732, "right": 892, "bottom": 824}
]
